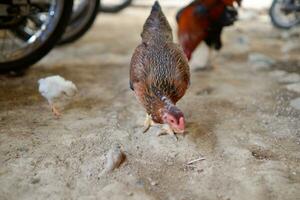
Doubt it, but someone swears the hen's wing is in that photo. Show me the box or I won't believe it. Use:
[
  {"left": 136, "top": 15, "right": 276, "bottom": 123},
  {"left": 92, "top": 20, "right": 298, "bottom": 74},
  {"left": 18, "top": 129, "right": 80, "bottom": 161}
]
[
  {"left": 130, "top": 43, "right": 147, "bottom": 92},
  {"left": 165, "top": 42, "right": 190, "bottom": 103},
  {"left": 130, "top": 42, "right": 190, "bottom": 106}
]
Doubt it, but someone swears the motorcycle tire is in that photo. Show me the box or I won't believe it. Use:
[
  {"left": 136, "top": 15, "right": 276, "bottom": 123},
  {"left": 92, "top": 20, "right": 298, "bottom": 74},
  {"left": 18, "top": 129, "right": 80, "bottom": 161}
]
[
  {"left": 270, "top": 0, "right": 300, "bottom": 29},
  {"left": 58, "top": 0, "right": 100, "bottom": 45},
  {"left": 99, "top": 0, "right": 132, "bottom": 13},
  {"left": 0, "top": 1, "right": 74, "bottom": 73}
]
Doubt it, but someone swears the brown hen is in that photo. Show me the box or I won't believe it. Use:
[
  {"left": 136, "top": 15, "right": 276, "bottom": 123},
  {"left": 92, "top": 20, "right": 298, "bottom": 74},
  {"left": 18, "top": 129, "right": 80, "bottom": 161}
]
[{"left": 130, "top": 1, "right": 190, "bottom": 139}]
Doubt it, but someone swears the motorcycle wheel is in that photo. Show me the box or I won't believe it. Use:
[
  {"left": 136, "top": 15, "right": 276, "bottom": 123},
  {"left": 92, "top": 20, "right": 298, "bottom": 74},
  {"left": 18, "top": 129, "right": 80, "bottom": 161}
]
[
  {"left": 0, "top": 0, "right": 74, "bottom": 73},
  {"left": 270, "top": 0, "right": 300, "bottom": 29},
  {"left": 58, "top": 0, "right": 100, "bottom": 45},
  {"left": 99, "top": 0, "right": 132, "bottom": 13}
]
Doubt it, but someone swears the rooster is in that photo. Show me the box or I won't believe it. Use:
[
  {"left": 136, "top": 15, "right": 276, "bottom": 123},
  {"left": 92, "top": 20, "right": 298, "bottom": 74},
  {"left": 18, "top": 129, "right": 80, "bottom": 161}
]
[
  {"left": 176, "top": 0, "right": 241, "bottom": 66},
  {"left": 130, "top": 1, "right": 190, "bottom": 139}
]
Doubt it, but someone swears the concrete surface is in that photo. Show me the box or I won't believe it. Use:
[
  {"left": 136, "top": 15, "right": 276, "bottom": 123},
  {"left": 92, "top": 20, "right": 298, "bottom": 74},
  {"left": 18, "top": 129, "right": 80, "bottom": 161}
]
[{"left": 0, "top": 7, "right": 300, "bottom": 200}]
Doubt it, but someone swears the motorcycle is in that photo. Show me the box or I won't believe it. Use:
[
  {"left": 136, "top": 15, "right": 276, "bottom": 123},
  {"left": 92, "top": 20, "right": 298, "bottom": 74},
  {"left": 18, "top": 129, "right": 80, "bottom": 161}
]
[
  {"left": 59, "top": 0, "right": 132, "bottom": 44},
  {"left": 0, "top": 0, "right": 74, "bottom": 72},
  {"left": 0, "top": 0, "right": 133, "bottom": 73},
  {"left": 99, "top": 0, "right": 132, "bottom": 13},
  {"left": 59, "top": 0, "right": 100, "bottom": 45},
  {"left": 269, "top": 0, "right": 300, "bottom": 29}
]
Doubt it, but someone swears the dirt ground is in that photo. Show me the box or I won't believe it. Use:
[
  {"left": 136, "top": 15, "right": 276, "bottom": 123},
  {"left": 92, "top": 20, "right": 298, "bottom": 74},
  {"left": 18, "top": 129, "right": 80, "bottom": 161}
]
[{"left": 1, "top": 7, "right": 300, "bottom": 200}]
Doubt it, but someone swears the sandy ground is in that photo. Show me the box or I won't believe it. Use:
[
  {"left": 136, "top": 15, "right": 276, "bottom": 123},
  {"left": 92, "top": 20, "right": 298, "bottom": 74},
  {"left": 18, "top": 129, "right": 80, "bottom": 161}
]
[{"left": 1, "top": 7, "right": 300, "bottom": 200}]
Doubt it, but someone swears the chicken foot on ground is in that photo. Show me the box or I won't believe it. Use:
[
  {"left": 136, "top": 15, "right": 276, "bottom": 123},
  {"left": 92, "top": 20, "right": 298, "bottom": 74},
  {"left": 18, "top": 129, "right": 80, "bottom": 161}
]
[
  {"left": 143, "top": 114, "right": 178, "bottom": 141},
  {"left": 156, "top": 124, "right": 178, "bottom": 141},
  {"left": 50, "top": 103, "right": 61, "bottom": 117},
  {"left": 143, "top": 114, "right": 155, "bottom": 133}
]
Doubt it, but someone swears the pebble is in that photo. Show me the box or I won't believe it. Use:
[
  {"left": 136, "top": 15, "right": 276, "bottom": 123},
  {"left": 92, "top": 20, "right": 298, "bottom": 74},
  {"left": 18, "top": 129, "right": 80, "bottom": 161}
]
[
  {"left": 290, "top": 98, "right": 300, "bottom": 110},
  {"left": 150, "top": 181, "right": 158, "bottom": 186},
  {"left": 31, "top": 177, "right": 40, "bottom": 184},
  {"left": 278, "top": 73, "right": 300, "bottom": 84},
  {"left": 148, "top": 178, "right": 158, "bottom": 186},
  {"left": 100, "top": 144, "right": 126, "bottom": 175},
  {"left": 286, "top": 83, "right": 300, "bottom": 93},
  {"left": 230, "top": 35, "right": 250, "bottom": 54},
  {"left": 248, "top": 53, "right": 276, "bottom": 70},
  {"left": 269, "top": 70, "right": 287, "bottom": 78}
]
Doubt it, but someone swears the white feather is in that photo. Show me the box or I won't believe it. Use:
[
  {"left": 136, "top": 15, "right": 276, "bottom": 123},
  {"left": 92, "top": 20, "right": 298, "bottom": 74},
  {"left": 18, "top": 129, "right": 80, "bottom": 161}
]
[{"left": 38, "top": 75, "right": 77, "bottom": 104}]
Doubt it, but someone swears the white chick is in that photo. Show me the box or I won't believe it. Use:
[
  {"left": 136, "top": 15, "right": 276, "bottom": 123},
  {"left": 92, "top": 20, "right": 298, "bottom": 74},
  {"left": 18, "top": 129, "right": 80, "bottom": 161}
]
[{"left": 38, "top": 75, "right": 77, "bottom": 117}]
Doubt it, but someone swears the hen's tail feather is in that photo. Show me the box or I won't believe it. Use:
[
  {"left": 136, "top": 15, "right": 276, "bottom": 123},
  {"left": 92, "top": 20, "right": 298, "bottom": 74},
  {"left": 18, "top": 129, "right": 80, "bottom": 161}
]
[
  {"left": 152, "top": 1, "right": 161, "bottom": 12},
  {"left": 141, "top": 1, "right": 173, "bottom": 43}
]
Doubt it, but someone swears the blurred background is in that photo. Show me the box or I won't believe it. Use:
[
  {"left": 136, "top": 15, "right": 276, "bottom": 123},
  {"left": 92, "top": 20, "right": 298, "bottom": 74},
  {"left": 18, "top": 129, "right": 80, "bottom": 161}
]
[
  {"left": 0, "top": 1, "right": 300, "bottom": 200},
  {"left": 131, "top": 0, "right": 272, "bottom": 8}
]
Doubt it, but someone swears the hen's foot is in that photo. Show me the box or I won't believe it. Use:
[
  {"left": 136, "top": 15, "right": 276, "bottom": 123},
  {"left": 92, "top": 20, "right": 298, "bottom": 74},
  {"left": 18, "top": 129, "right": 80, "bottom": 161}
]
[
  {"left": 143, "top": 114, "right": 154, "bottom": 133},
  {"left": 156, "top": 124, "right": 178, "bottom": 141}
]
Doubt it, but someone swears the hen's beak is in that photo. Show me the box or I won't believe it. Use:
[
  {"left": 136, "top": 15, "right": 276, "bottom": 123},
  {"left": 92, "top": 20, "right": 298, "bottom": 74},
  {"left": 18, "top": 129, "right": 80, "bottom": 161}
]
[
  {"left": 178, "top": 117, "right": 185, "bottom": 131},
  {"left": 172, "top": 117, "right": 185, "bottom": 134}
]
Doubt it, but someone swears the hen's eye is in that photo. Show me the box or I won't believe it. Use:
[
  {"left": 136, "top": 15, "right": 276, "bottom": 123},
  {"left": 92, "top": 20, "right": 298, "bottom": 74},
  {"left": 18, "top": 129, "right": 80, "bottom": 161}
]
[{"left": 170, "top": 120, "right": 174, "bottom": 123}]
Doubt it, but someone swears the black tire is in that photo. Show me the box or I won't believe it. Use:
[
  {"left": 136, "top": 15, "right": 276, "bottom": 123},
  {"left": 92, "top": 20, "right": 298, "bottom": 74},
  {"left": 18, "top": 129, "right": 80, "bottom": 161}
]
[
  {"left": 270, "top": 0, "right": 300, "bottom": 29},
  {"left": 58, "top": 0, "right": 100, "bottom": 45},
  {"left": 99, "top": 0, "right": 132, "bottom": 13},
  {"left": 0, "top": 1, "right": 74, "bottom": 73}
]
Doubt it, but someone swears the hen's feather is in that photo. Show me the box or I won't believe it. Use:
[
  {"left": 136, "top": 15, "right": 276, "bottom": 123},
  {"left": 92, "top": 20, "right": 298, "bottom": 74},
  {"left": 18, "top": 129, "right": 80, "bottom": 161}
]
[{"left": 141, "top": 1, "right": 173, "bottom": 44}]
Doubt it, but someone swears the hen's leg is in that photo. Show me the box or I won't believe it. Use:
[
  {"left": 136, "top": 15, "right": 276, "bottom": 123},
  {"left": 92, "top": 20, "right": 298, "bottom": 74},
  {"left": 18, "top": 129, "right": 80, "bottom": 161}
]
[
  {"left": 156, "top": 124, "right": 178, "bottom": 141},
  {"left": 143, "top": 114, "right": 154, "bottom": 133},
  {"left": 50, "top": 103, "right": 61, "bottom": 117}
]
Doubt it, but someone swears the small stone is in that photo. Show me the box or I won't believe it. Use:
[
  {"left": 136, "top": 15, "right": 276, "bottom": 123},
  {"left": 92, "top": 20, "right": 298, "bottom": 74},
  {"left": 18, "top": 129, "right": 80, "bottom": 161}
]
[
  {"left": 248, "top": 53, "right": 276, "bottom": 71},
  {"left": 290, "top": 98, "right": 300, "bottom": 110},
  {"left": 269, "top": 70, "right": 287, "bottom": 78},
  {"left": 31, "top": 177, "right": 40, "bottom": 184},
  {"left": 17, "top": 146, "right": 29, "bottom": 152},
  {"left": 278, "top": 73, "right": 300, "bottom": 84},
  {"left": 150, "top": 181, "right": 158, "bottom": 186},
  {"left": 127, "top": 192, "right": 134, "bottom": 196},
  {"left": 231, "top": 35, "right": 250, "bottom": 54},
  {"left": 148, "top": 178, "right": 158, "bottom": 186},
  {"left": 100, "top": 144, "right": 126, "bottom": 175},
  {"left": 286, "top": 83, "right": 300, "bottom": 93},
  {"left": 136, "top": 179, "right": 144, "bottom": 187}
]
